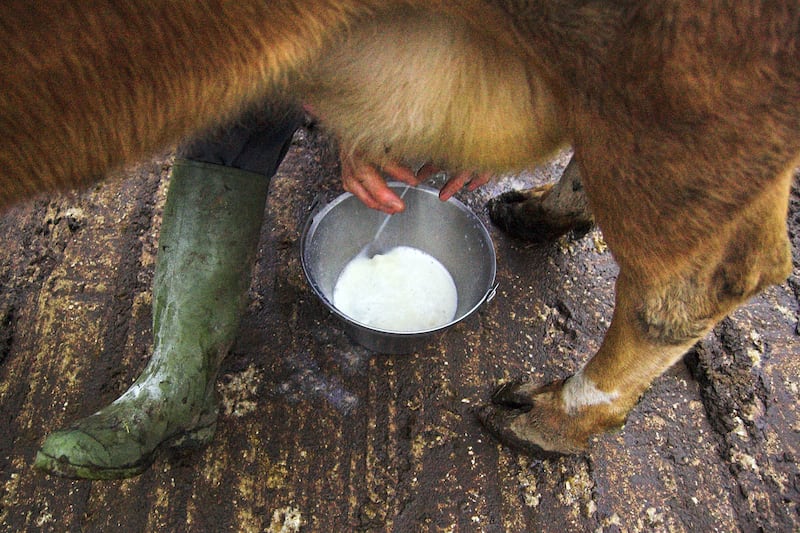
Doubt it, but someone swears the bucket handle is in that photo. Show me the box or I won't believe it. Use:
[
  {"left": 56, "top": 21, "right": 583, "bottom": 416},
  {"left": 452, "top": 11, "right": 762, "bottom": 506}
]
[
  {"left": 301, "top": 193, "right": 329, "bottom": 239},
  {"left": 482, "top": 283, "right": 499, "bottom": 305},
  {"left": 306, "top": 193, "right": 327, "bottom": 216}
]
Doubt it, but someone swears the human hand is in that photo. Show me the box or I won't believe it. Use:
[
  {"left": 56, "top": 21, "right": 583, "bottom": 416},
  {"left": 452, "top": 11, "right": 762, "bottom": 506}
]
[
  {"left": 341, "top": 150, "right": 493, "bottom": 214},
  {"left": 340, "top": 150, "right": 427, "bottom": 214}
]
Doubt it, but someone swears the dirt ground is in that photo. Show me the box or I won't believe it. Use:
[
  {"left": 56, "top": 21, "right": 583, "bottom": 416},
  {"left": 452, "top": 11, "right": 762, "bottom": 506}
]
[{"left": 0, "top": 125, "right": 798, "bottom": 532}]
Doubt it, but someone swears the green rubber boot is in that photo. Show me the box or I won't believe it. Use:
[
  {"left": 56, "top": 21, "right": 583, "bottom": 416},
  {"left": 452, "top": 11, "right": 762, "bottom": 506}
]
[{"left": 34, "top": 160, "right": 269, "bottom": 479}]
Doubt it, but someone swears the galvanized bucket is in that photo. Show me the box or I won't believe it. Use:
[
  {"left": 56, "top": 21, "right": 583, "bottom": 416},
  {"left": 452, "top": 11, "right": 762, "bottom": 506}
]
[{"left": 301, "top": 183, "right": 497, "bottom": 354}]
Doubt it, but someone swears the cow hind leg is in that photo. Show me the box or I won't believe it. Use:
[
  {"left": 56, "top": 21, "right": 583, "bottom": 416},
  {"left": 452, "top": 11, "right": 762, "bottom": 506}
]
[{"left": 480, "top": 166, "right": 795, "bottom": 456}]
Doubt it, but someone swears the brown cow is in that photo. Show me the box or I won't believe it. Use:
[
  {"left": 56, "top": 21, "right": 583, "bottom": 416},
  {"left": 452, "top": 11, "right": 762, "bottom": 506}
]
[{"left": 1, "top": 1, "right": 798, "bottom": 457}]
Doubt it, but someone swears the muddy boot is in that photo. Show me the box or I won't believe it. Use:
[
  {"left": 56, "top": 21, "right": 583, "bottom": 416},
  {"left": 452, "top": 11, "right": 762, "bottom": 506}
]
[{"left": 34, "top": 160, "right": 270, "bottom": 479}]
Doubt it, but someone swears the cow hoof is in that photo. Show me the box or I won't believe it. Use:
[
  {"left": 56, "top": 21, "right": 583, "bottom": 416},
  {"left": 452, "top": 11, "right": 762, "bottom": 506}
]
[
  {"left": 477, "top": 378, "right": 590, "bottom": 458},
  {"left": 487, "top": 185, "right": 593, "bottom": 242}
]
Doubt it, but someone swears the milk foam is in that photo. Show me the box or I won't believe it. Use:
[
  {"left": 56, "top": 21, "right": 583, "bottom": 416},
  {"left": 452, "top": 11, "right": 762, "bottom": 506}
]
[{"left": 333, "top": 246, "right": 458, "bottom": 332}]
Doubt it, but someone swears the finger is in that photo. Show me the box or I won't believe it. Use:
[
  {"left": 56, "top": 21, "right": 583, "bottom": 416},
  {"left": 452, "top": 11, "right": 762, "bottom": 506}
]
[
  {"left": 343, "top": 153, "right": 406, "bottom": 213},
  {"left": 340, "top": 152, "right": 360, "bottom": 193},
  {"left": 468, "top": 171, "right": 493, "bottom": 191},
  {"left": 382, "top": 160, "right": 421, "bottom": 186},
  {"left": 347, "top": 179, "right": 386, "bottom": 212},
  {"left": 341, "top": 154, "right": 387, "bottom": 211},
  {"left": 358, "top": 164, "right": 406, "bottom": 213},
  {"left": 439, "top": 170, "right": 474, "bottom": 201}
]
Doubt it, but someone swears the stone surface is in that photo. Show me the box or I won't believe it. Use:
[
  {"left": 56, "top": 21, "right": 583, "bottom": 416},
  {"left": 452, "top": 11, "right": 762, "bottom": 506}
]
[{"left": 0, "top": 126, "right": 798, "bottom": 531}]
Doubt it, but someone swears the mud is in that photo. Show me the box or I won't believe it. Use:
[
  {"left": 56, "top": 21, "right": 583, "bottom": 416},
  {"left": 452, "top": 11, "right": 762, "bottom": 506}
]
[{"left": 0, "top": 125, "right": 798, "bottom": 531}]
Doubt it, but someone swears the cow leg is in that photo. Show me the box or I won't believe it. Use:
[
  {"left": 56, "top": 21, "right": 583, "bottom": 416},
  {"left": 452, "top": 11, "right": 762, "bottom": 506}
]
[{"left": 480, "top": 165, "right": 794, "bottom": 456}]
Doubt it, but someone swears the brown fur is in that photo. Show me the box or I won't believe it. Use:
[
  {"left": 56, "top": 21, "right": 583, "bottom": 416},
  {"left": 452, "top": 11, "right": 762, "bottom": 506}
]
[
  {"left": 1, "top": 1, "right": 798, "bottom": 456},
  {"left": 302, "top": 6, "right": 565, "bottom": 171}
]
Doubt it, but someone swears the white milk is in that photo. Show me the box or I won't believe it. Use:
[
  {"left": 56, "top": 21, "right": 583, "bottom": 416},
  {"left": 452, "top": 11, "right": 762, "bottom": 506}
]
[{"left": 333, "top": 246, "right": 458, "bottom": 331}]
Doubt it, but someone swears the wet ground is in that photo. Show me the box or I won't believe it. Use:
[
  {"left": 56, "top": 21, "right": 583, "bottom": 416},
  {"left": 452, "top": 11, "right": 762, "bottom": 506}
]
[{"left": 0, "top": 125, "right": 798, "bottom": 532}]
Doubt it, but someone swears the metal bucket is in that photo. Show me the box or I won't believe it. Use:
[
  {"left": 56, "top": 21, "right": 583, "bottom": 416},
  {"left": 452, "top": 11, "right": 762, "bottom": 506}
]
[{"left": 301, "top": 183, "right": 497, "bottom": 354}]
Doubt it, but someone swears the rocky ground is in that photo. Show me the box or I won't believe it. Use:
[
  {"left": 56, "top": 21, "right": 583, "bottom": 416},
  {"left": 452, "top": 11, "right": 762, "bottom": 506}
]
[{"left": 0, "top": 125, "right": 798, "bottom": 532}]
